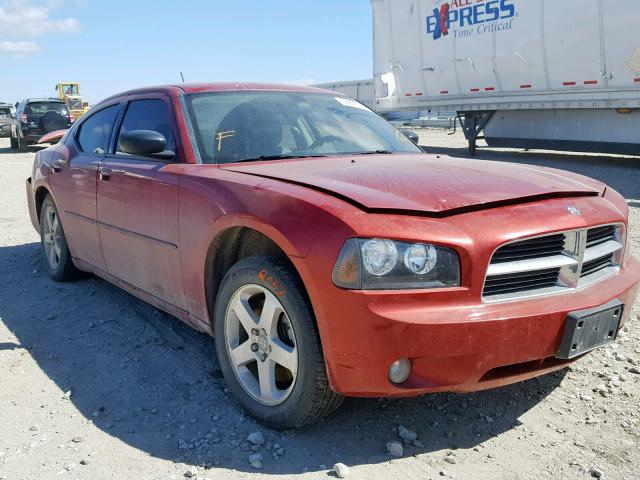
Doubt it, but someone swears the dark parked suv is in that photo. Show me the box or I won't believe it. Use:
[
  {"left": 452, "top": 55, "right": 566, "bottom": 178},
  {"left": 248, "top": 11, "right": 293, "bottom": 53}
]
[
  {"left": 0, "top": 103, "right": 15, "bottom": 139},
  {"left": 11, "top": 99, "right": 72, "bottom": 151}
]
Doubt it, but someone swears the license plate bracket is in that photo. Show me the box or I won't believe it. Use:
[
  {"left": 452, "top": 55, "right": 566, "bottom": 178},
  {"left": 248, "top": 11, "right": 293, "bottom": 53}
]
[{"left": 556, "top": 300, "right": 623, "bottom": 360}]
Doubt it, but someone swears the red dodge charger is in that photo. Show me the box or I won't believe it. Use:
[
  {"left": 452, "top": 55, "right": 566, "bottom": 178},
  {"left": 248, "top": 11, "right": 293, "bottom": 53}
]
[{"left": 26, "top": 83, "right": 640, "bottom": 428}]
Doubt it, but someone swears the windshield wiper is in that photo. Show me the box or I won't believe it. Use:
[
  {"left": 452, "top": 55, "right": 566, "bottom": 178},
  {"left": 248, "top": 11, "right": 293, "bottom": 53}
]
[
  {"left": 349, "top": 150, "right": 395, "bottom": 155},
  {"left": 234, "top": 154, "right": 328, "bottom": 163}
]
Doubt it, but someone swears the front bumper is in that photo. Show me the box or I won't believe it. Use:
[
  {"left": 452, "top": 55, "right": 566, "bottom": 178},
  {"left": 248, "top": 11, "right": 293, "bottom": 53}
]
[
  {"left": 295, "top": 192, "right": 640, "bottom": 398},
  {"left": 315, "top": 257, "right": 639, "bottom": 397}
]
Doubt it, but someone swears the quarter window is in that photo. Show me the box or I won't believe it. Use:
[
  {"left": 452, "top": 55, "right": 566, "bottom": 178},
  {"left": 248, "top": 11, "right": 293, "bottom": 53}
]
[
  {"left": 116, "top": 99, "right": 175, "bottom": 154},
  {"left": 76, "top": 105, "right": 120, "bottom": 155}
]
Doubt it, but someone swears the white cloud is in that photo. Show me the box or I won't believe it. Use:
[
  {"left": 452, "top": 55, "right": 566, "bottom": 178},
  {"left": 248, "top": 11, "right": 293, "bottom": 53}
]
[
  {"left": 0, "top": 0, "right": 79, "bottom": 59},
  {"left": 0, "top": 0, "right": 79, "bottom": 37},
  {"left": 0, "top": 39, "right": 39, "bottom": 58}
]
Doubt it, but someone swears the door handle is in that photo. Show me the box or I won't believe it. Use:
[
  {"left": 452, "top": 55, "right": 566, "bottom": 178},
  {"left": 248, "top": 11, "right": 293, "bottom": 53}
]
[
  {"left": 51, "top": 159, "right": 65, "bottom": 173},
  {"left": 98, "top": 167, "right": 112, "bottom": 181}
]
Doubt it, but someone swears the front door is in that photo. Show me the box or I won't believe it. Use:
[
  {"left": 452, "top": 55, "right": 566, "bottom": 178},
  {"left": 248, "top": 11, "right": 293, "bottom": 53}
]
[{"left": 96, "top": 97, "right": 186, "bottom": 309}]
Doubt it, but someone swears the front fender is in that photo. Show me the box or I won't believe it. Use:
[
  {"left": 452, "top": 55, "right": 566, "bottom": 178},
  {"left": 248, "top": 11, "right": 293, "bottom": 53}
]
[{"left": 175, "top": 165, "right": 359, "bottom": 324}]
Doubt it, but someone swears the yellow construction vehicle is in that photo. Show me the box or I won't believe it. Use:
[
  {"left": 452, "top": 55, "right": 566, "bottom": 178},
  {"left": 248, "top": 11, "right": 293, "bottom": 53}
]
[{"left": 55, "top": 82, "right": 90, "bottom": 119}]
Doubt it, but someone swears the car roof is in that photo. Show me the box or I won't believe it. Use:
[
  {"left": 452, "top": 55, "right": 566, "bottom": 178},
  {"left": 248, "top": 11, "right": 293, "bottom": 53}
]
[
  {"left": 177, "top": 83, "right": 332, "bottom": 94},
  {"left": 100, "top": 82, "right": 336, "bottom": 102},
  {"left": 21, "top": 98, "right": 65, "bottom": 103}
]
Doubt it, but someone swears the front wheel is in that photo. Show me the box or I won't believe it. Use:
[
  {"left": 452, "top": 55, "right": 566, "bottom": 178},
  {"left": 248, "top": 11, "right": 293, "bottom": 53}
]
[
  {"left": 214, "top": 256, "right": 343, "bottom": 429},
  {"left": 10, "top": 135, "right": 18, "bottom": 149},
  {"left": 40, "top": 195, "right": 82, "bottom": 281}
]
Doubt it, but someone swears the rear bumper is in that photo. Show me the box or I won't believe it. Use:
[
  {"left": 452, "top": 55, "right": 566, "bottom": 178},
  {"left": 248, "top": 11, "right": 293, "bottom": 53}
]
[
  {"left": 20, "top": 127, "right": 45, "bottom": 143},
  {"left": 314, "top": 256, "right": 640, "bottom": 397},
  {"left": 23, "top": 134, "right": 42, "bottom": 144}
]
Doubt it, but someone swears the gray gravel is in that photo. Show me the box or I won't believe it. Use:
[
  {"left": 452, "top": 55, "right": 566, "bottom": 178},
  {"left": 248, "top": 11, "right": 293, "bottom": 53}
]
[{"left": 0, "top": 134, "right": 638, "bottom": 479}]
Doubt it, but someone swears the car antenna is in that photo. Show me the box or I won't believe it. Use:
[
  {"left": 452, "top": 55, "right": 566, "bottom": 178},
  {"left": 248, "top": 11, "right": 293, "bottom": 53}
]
[{"left": 180, "top": 72, "right": 185, "bottom": 83}]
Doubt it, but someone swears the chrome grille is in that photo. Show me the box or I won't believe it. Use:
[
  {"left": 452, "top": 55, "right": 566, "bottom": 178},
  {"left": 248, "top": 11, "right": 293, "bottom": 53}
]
[
  {"left": 483, "top": 224, "right": 624, "bottom": 302},
  {"left": 490, "top": 234, "right": 565, "bottom": 263},
  {"left": 586, "top": 225, "right": 616, "bottom": 248},
  {"left": 483, "top": 267, "right": 561, "bottom": 297},
  {"left": 581, "top": 254, "right": 615, "bottom": 277}
]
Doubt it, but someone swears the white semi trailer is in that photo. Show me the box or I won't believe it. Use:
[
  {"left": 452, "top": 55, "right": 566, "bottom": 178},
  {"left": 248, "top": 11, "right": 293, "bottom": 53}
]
[
  {"left": 372, "top": 0, "right": 640, "bottom": 155},
  {"left": 313, "top": 80, "right": 377, "bottom": 111}
]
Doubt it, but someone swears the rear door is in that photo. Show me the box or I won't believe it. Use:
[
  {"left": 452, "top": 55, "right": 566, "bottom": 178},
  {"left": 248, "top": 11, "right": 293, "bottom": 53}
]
[
  {"left": 96, "top": 95, "right": 186, "bottom": 309},
  {"left": 48, "top": 103, "right": 122, "bottom": 270}
]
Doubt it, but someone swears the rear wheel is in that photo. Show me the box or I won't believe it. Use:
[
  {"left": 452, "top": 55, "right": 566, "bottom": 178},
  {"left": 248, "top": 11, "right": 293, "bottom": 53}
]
[
  {"left": 214, "top": 256, "right": 342, "bottom": 429},
  {"left": 40, "top": 195, "right": 81, "bottom": 281},
  {"left": 10, "top": 135, "right": 18, "bottom": 149}
]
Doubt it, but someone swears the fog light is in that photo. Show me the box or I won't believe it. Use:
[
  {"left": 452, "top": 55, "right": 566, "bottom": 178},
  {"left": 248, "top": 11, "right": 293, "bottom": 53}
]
[{"left": 388, "top": 358, "right": 411, "bottom": 384}]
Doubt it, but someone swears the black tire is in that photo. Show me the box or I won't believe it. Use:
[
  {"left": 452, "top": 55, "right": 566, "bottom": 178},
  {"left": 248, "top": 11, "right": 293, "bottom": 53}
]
[
  {"left": 39, "top": 195, "right": 82, "bottom": 281},
  {"left": 17, "top": 134, "right": 28, "bottom": 152},
  {"left": 214, "top": 256, "right": 343, "bottom": 429},
  {"left": 10, "top": 135, "right": 18, "bottom": 149}
]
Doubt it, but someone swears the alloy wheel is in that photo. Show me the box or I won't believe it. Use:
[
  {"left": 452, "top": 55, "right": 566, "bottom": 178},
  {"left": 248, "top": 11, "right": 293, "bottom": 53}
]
[
  {"left": 42, "top": 205, "right": 62, "bottom": 269},
  {"left": 224, "top": 284, "right": 298, "bottom": 406}
]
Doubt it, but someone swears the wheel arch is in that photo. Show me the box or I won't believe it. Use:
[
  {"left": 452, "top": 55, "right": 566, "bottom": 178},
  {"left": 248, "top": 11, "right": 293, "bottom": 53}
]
[
  {"left": 204, "top": 226, "right": 311, "bottom": 334},
  {"left": 34, "top": 185, "right": 53, "bottom": 227}
]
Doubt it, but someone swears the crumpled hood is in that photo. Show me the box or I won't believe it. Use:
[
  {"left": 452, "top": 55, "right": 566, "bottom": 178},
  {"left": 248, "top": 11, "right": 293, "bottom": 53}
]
[{"left": 221, "top": 154, "right": 605, "bottom": 214}]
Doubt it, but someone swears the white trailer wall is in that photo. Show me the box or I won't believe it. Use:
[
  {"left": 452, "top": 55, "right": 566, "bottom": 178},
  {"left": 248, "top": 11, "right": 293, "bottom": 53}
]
[
  {"left": 313, "top": 80, "right": 377, "bottom": 111},
  {"left": 373, "top": 0, "right": 640, "bottom": 112},
  {"left": 372, "top": 0, "right": 640, "bottom": 155}
]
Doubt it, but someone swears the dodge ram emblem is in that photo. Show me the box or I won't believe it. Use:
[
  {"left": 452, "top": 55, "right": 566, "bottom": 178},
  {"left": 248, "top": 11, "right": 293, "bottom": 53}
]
[{"left": 567, "top": 206, "right": 582, "bottom": 216}]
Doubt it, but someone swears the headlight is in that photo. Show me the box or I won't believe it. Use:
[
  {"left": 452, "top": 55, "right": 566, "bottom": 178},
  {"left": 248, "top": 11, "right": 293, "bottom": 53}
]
[
  {"left": 361, "top": 239, "right": 398, "bottom": 276},
  {"left": 332, "top": 238, "right": 460, "bottom": 290},
  {"left": 404, "top": 243, "right": 437, "bottom": 274}
]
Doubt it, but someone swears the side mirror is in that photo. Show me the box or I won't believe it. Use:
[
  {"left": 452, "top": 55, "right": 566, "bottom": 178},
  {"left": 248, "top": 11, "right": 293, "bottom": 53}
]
[
  {"left": 401, "top": 129, "right": 420, "bottom": 145},
  {"left": 119, "top": 130, "right": 174, "bottom": 159}
]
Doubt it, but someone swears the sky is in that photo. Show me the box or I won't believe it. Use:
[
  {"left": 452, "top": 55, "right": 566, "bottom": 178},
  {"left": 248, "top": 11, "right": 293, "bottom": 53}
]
[{"left": 0, "top": 0, "right": 373, "bottom": 105}]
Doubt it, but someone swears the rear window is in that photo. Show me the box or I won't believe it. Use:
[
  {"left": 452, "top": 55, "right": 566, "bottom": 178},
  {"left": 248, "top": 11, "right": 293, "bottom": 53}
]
[
  {"left": 26, "top": 102, "right": 68, "bottom": 116},
  {"left": 0, "top": 107, "right": 12, "bottom": 117}
]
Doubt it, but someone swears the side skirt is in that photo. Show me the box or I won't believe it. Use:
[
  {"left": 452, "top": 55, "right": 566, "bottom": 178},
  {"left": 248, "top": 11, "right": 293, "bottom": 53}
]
[{"left": 73, "top": 258, "right": 213, "bottom": 336}]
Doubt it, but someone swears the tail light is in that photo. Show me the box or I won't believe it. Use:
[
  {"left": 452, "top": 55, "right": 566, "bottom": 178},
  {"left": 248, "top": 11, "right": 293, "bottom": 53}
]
[{"left": 21, "top": 113, "right": 28, "bottom": 124}]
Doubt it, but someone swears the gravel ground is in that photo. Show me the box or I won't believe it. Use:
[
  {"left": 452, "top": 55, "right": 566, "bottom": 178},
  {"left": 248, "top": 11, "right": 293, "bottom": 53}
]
[{"left": 0, "top": 132, "right": 638, "bottom": 480}]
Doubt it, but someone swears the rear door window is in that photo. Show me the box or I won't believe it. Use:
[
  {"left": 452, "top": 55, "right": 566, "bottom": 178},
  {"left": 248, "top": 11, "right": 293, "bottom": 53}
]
[
  {"left": 116, "top": 99, "right": 175, "bottom": 154},
  {"left": 76, "top": 105, "right": 121, "bottom": 155}
]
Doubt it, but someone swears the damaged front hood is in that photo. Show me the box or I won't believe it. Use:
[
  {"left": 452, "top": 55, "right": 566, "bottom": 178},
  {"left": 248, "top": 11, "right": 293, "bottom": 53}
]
[{"left": 221, "top": 154, "right": 605, "bottom": 215}]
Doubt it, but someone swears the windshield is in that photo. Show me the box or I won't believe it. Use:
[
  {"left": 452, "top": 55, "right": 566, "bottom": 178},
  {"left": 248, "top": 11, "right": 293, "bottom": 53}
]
[
  {"left": 26, "top": 102, "right": 68, "bottom": 116},
  {"left": 185, "top": 91, "right": 420, "bottom": 164}
]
